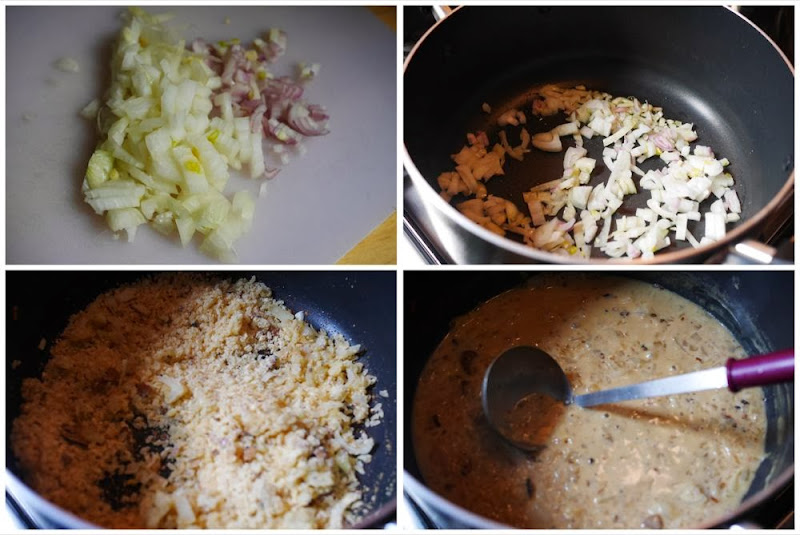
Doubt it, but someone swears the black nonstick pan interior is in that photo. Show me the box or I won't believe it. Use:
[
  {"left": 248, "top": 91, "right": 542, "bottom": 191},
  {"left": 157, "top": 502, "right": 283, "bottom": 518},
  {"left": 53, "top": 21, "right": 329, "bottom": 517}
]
[
  {"left": 6, "top": 271, "right": 396, "bottom": 528},
  {"left": 405, "top": 6, "right": 794, "bottom": 256}
]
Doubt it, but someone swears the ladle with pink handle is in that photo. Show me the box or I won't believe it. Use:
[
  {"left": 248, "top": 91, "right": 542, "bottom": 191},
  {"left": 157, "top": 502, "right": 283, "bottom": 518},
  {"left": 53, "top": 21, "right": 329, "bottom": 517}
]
[{"left": 482, "top": 347, "right": 794, "bottom": 451}]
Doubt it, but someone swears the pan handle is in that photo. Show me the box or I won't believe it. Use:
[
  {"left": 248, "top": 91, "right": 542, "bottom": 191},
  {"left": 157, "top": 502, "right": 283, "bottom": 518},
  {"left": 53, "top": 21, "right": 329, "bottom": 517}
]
[
  {"left": 721, "top": 240, "right": 790, "bottom": 265},
  {"left": 432, "top": 6, "right": 453, "bottom": 21}
]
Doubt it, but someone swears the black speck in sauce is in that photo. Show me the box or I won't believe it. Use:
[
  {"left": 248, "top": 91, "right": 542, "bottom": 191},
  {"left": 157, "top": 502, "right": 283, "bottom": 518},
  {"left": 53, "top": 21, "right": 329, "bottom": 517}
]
[
  {"left": 460, "top": 459, "right": 473, "bottom": 476},
  {"left": 98, "top": 471, "right": 141, "bottom": 511},
  {"left": 525, "top": 477, "right": 535, "bottom": 499},
  {"left": 460, "top": 350, "right": 478, "bottom": 376}
]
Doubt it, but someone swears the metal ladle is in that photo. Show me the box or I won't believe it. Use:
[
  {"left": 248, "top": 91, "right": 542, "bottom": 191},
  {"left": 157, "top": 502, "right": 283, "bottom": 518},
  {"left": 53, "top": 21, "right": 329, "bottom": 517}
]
[{"left": 482, "top": 346, "right": 794, "bottom": 451}]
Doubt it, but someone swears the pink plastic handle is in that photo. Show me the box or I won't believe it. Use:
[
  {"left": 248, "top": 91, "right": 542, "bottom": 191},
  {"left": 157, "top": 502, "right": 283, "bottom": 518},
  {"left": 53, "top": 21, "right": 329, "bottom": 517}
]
[{"left": 727, "top": 349, "right": 794, "bottom": 392}]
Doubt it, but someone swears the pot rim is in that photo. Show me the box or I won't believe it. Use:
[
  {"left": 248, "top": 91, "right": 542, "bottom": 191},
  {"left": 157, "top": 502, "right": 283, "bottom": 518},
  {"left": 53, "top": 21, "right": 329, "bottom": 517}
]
[
  {"left": 6, "top": 468, "right": 397, "bottom": 528},
  {"left": 404, "top": 464, "right": 794, "bottom": 529},
  {"left": 403, "top": 5, "right": 795, "bottom": 264},
  {"left": 6, "top": 470, "right": 97, "bottom": 529},
  {"left": 404, "top": 470, "right": 508, "bottom": 529}
]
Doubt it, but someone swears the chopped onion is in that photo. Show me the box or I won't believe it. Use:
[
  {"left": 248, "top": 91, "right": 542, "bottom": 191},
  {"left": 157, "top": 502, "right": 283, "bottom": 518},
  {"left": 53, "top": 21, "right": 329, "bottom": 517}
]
[
  {"left": 531, "top": 131, "right": 562, "bottom": 152},
  {"left": 497, "top": 109, "right": 520, "bottom": 127},
  {"left": 704, "top": 212, "right": 726, "bottom": 241},
  {"left": 80, "top": 8, "right": 330, "bottom": 262},
  {"left": 54, "top": 57, "right": 80, "bottom": 73},
  {"left": 435, "top": 83, "right": 741, "bottom": 259}
]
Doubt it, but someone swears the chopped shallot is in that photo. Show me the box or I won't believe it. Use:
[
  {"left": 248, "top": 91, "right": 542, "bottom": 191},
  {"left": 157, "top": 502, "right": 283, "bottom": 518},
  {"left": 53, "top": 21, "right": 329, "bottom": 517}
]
[{"left": 79, "top": 8, "right": 330, "bottom": 263}]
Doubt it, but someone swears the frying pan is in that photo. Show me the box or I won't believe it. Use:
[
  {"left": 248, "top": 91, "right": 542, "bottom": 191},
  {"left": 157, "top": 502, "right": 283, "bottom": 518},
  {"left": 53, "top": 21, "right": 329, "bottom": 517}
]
[
  {"left": 404, "top": 271, "right": 794, "bottom": 528},
  {"left": 5, "top": 271, "right": 396, "bottom": 528},
  {"left": 404, "top": 6, "right": 794, "bottom": 263}
]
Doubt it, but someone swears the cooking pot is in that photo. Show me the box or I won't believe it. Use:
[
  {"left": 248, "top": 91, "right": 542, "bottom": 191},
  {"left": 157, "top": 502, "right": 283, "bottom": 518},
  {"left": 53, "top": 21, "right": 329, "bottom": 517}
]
[
  {"left": 403, "top": 6, "right": 794, "bottom": 263},
  {"left": 5, "top": 271, "right": 396, "bottom": 528},
  {"left": 404, "top": 271, "right": 793, "bottom": 528}
]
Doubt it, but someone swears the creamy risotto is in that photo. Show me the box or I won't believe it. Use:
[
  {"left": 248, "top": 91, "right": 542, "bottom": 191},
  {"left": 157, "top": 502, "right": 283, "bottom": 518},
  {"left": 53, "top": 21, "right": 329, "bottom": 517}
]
[{"left": 412, "top": 274, "right": 766, "bottom": 529}]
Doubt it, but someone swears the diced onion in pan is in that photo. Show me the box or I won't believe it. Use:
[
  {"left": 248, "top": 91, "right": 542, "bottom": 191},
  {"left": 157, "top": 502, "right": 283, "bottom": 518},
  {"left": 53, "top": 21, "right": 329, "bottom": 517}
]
[{"left": 435, "top": 84, "right": 741, "bottom": 259}]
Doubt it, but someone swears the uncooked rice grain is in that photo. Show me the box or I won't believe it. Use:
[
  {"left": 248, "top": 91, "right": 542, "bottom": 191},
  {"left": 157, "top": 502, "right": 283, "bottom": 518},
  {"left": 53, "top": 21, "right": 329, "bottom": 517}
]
[{"left": 11, "top": 274, "right": 382, "bottom": 528}]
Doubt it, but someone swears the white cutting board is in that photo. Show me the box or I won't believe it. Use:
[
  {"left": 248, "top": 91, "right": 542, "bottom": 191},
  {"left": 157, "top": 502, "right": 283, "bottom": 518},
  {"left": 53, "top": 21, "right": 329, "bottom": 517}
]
[{"left": 7, "top": 6, "right": 396, "bottom": 264}]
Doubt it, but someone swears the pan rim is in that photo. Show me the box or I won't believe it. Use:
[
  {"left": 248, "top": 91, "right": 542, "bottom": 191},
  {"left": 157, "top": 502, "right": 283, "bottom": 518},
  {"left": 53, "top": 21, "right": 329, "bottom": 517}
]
[
  {"left": 6, "top": 469, "right": 398, "bottom": 529},
  {"left": 404, "top": 466, "right": 794, "bottom": 529},
  {"left": 6, "top": 471, "right": 98, "bottom": 529}
]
